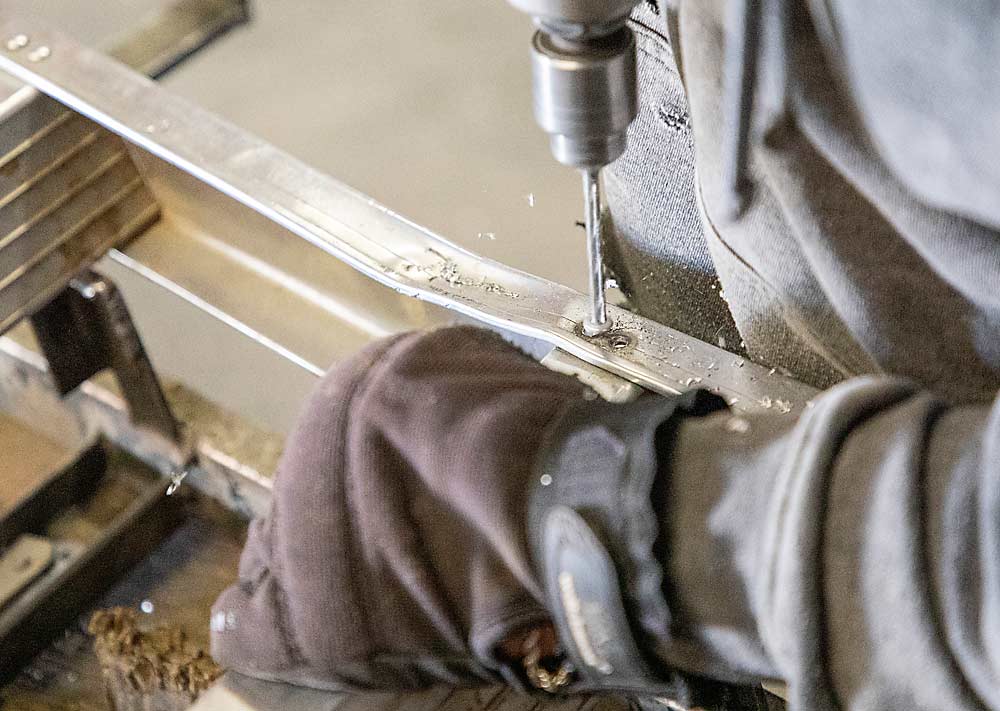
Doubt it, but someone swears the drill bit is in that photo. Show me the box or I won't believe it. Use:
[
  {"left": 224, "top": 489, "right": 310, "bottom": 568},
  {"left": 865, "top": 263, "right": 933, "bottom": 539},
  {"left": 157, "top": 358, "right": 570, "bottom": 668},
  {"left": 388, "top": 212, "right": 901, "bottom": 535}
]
[
  {"left": 581, "top": 169, "right": 610, "bottom": 336},
  {"left": 507, "top": 5, "right": 638, "bottom": 337}
]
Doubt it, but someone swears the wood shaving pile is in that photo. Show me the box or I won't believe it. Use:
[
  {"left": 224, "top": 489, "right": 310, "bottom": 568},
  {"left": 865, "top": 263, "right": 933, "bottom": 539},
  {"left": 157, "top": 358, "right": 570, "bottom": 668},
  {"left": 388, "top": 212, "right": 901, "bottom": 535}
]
[{"left": 89, "top": 608, "right": 221, "bottom": 709}]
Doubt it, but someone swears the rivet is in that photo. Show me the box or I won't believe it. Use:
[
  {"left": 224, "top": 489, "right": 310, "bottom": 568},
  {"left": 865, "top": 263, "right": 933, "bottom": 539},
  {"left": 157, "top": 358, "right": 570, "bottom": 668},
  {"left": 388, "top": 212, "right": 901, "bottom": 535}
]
[
  {"left": 540, "top": 474, "right": 553, "bottom": 487},
  {"left": 5, "top": 34, "right": 28, "bottom": 51},
  {"left": 27, "top": 45, "right": 50, "bottom": 62}
]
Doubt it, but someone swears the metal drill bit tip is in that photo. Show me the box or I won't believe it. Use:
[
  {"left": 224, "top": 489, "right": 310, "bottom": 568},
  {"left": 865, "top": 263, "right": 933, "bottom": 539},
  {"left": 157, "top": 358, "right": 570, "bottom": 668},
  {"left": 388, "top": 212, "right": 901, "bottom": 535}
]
[{"left": 581, "top": 169, "right": 610, "bottom": 336}]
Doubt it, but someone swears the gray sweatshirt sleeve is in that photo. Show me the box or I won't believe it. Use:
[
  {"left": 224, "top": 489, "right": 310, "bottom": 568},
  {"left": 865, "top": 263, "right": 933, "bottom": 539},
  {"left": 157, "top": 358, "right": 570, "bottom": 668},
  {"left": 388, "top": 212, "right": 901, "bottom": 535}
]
[{"left": 656, "top": 377, "right": 1000, "bottom": 711}]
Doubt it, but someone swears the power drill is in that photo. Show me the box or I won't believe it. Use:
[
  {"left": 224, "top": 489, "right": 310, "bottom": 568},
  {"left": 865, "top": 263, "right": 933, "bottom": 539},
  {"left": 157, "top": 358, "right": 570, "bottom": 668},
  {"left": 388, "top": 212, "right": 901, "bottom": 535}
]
[{"left": 506, "top": 0, "right": 641, "bottom": 335}]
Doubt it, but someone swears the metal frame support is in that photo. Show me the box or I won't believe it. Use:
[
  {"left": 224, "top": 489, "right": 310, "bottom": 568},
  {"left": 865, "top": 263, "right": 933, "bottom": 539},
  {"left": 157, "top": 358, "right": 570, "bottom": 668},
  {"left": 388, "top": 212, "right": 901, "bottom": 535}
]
[{"left": 30, "top": 270, "right": 180, "bottom": 443}]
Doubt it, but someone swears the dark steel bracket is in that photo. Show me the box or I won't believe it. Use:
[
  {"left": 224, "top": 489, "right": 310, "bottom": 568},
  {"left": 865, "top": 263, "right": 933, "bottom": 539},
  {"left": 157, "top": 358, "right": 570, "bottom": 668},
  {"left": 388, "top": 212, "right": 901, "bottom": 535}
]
[{"left": 29, "top": 270, "right": 180, "bottom": 443}]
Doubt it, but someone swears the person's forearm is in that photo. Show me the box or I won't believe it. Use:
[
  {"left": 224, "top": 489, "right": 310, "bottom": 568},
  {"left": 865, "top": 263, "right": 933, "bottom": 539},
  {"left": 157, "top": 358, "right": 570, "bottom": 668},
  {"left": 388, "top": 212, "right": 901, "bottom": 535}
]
[{"left": 657, "top": 377, "right": 1000, "bottom": 711}]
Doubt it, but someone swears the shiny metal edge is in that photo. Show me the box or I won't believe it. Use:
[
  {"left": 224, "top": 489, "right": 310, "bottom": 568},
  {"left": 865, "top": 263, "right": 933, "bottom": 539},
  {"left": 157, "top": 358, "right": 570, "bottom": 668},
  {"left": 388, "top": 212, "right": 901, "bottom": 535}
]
[{"left": 0, "top": 17, "right": 816, "bottom": 414}]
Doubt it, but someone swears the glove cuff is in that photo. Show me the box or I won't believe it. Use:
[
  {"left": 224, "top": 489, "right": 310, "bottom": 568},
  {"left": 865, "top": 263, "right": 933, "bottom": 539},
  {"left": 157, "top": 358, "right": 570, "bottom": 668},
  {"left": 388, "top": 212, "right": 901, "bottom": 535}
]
[{"left": 528, "top": 389, "right": 726, "bottom": 701}]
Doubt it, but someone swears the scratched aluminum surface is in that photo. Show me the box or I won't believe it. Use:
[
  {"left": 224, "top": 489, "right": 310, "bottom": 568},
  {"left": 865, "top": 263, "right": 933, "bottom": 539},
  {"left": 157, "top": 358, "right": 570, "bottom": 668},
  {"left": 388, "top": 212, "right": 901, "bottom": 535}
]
[{"left": 0, "top": 18, "right": 817, "bottom": 415}]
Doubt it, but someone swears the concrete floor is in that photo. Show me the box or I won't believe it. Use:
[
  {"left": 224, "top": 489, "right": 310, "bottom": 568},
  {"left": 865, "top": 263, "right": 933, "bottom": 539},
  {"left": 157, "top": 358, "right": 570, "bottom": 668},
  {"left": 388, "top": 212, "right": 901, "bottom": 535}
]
[{"left": 5, "top": 0, "right": 589, "bottom": 291}]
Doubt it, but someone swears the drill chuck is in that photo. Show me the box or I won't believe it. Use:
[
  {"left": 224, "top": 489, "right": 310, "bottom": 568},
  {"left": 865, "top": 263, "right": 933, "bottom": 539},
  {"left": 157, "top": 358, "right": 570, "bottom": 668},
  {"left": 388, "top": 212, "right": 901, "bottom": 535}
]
[{"left": 530, "top": 28, "right": 638, "bottom": 170}]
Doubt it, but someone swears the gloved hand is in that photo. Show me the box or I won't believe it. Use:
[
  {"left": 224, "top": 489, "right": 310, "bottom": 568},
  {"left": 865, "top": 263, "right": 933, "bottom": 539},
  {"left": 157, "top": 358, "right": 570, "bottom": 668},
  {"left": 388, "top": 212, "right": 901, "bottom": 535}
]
[
  {"left": 209, "top": 326, "right": 744, "bottom": 707},
  {"left": 211, "top": 326, "right": 590, "bottom": 690}
]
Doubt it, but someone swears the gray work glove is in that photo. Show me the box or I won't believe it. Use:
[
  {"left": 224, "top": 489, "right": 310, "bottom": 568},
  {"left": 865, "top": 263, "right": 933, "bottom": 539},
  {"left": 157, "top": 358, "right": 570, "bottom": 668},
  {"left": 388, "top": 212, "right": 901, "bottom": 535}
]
[{"left": 210, "top": 326, "right": 767, "bottom": 710}]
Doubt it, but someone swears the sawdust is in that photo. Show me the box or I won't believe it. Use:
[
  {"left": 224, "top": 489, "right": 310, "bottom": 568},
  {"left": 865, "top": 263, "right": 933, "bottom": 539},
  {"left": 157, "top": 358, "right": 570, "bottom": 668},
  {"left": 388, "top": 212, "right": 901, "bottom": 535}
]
[{"left": 89, "top": 608, "right": 221, "bottom": 708}]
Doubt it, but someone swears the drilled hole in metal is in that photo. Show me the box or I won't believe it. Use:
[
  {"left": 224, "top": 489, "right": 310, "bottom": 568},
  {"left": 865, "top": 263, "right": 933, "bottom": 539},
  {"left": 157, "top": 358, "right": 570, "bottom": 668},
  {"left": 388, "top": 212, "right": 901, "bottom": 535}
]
[{"left": 609, "top": 335, "right": 631, "bottom": 350}]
